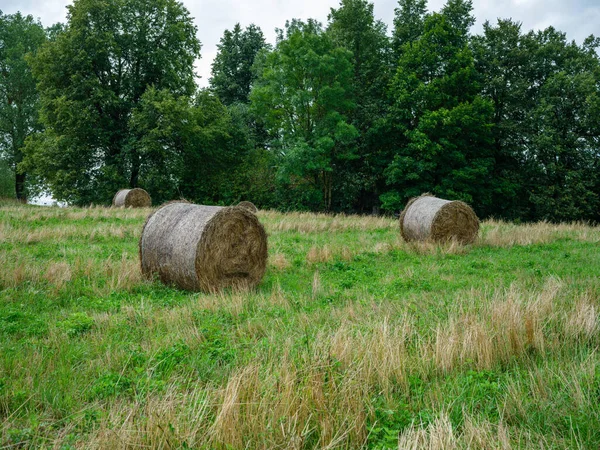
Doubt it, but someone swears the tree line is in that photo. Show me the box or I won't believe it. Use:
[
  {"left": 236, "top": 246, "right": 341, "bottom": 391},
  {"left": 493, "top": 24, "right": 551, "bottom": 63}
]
[{"left": 1, "top": 0, "right": 599, "bottom": 222}]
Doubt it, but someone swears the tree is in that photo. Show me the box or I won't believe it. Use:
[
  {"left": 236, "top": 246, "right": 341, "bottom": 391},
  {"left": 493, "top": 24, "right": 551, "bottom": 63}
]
[
  {"left": 328, "top": 0, "right": 392, "bottom": 212},
  {"left": 127, "top": 87, "right": 194, "bottom": 203},
  {"left": 474, "top": 22, "right": 600, "bottom": 221},
  {"left": 382, "top": 13, "right": 494, "bottom": 214},
  {"left": 22, "top": 0, "right": 200, "bottom": 205},
  {"left": 0, "top": 12, "right": 46, "bottom": 201},
  {"left": 524, "top": 30, "right": 600, "bottom": 221},
  {"left": 392, "top": 0, "right": 427, "bottom": 58},
  {"left": 441, "top": 0, "right": 474, "bottom": 42},
  {"left": 179, "top": 90, "right": 246, "bottom": 204},
  {"left": 251, "top": 19, "right": 358, "bottom": 211},
  {"left": 0, "top": 159, "right": 14, "bottom": 197},
  {"left": 226, "top": 102, "right": 278, "bottom": 207},
  {"left": 471, "top": 19, "right": 532, "bottom": 219},
  {"left": 130, "top": 88, "right": 253, "bottom": 205},
  {"left": 210, "top": 23, "right": 268, "bottom": 105}
]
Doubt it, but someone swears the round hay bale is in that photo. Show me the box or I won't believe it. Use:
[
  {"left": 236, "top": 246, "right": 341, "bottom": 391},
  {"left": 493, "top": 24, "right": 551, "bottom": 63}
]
[
  {"left": 237, "top": 201, "right": 258, "bottom": 214},
  {"left": 139, "top": 202, "right": 268, "bottom": 292},
  {"left": 399, "top": 194, "right": 479, "bottom": 244},
  {"left": 113, "top": 188, "right": 151, "bottom": 208}
]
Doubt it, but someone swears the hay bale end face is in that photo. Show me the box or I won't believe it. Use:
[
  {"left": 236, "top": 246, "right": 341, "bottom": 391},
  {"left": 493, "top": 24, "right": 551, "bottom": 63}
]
[
  {"left": 237, "top": 201, "right": 258, "bottom": 213},
  {"left": 140, "top": 202, "right": 268, "bottom": 292},
  {"left": 113, "top": 188, "right": 151, "bottom": 208},
  {"left": 399, "top": 195, "right": 479, "bottom": 244}
]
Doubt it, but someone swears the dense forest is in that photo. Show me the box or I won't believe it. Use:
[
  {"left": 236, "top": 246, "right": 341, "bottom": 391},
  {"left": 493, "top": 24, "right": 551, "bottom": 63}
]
[{"left": 1, "top": 0, "right": 599, "bottom": 222}]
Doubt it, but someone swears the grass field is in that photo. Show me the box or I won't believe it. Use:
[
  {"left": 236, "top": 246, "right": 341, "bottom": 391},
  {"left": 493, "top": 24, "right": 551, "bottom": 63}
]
[{"left": 1, "top": 200, "right": 599, "bottom": 449}]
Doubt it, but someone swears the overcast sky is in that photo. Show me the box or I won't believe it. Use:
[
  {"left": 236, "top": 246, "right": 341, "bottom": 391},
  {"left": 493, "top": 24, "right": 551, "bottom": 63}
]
[{"left": 1, "top": 0, "right": 599, "bottom": 87}]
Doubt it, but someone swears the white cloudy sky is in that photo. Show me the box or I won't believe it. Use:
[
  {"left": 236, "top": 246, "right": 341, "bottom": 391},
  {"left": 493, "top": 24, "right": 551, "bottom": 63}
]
[{"left": 1, "top": 0, "right": 599, "bottom": 87}]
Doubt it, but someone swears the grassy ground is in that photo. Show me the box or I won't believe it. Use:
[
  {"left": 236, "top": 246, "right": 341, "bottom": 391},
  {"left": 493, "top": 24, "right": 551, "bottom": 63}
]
[{"left": 0, "top": 200, "right": 599, "bottom": 449}]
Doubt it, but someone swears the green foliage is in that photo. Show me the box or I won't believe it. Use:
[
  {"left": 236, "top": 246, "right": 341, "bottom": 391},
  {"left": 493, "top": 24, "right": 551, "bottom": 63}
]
[
  {"left": 130, "top": 87, "right": 251, "bottom": 205},
  {"left": 471, "top": 19, "right": 532, "bottom": 220},
  {"left": 328, "top": 0, "right": 393, "bottom": 213},
  {"left": 57, "top": 312, "right": 95, "bottom": 336},
  {"left": 4, "top": 0, "right": 600, "bottom": 220},
  {"left": 383, "top": 13, "right": 494, "bottom": 213},
  {"left": 528, "top": 70, "right": 600, "bottom": 221},
  {"left": 251, "top": 19, "right": 358, "bottom": 211},
  {"left": 368, "top": 395, "right": 413, "bottom": 449},
  {"left": 0, "top": 309, "right": 48, "bottom": 339},
  {"left": 210, "top": 23, "right": 269, "bottom": 105},
  {"left": 0, "top": 159, "right": 15, "bottom": 197},
  {"left": 22, "top": 0, "right": 201, "bottom": 205},
  {"left": 441, "top": 0, "right": 475, "bottom": 41},
  {"left": 181, "top": 91, "right": 248, "bottom": 204},
  {"left": 90, "top": 372, "right": 133, "bottom": 399},
  {"left": 328, "top": 0, "right": 391, "bottom": 100},
  {"left": 230, "top": 146, "right": 278, "bottom": 208},
  {"left": 128, "top": 87, "right": 194, "bottom": 203},
  {"left": 525, "top": 34, "right": 600, "bottom": 222},
  {"left": 152, "top": 342, "right": 190, "bottom": 376},
  {"left": 392, "top": 0, "right": 427, "bottom": 56},
  {"left": 473, "top": 21, "right": 600, "bottom": 222},
  {"left": 0, "top": 12, "right": 46, "bottom": 201}
]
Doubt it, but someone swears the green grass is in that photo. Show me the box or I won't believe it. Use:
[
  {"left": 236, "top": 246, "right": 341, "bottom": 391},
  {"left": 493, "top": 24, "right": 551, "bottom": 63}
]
[{"left": 1, "top": 202, "right": 599, "bottom": 448}]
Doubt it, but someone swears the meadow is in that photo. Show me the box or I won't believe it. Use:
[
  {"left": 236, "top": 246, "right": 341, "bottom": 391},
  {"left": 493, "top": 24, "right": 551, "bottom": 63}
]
[{"left": 0, "top": 200, "right": 599, "bottom": 449}]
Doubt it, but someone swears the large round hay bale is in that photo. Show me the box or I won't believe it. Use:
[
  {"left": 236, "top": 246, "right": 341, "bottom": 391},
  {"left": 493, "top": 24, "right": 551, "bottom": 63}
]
[
  {"left": 113, "top": 188, "right": 151, "bottom": 208},
  {"left": 139, "top": 202, "right": 268, "bottom": 292},
  {"left": 237, "top": 201, "right": 258, "bottom": 214},
  {"left": 399, "top": 195, "right": 479, "bottom": 244}
]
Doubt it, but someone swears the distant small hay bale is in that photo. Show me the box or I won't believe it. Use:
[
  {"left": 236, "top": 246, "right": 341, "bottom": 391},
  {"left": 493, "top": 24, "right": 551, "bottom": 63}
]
[
  {"left": 237, "top": 201, "right": 258, "bottom": 213},
  {"left": 112, "top": 188, "right": 151, "bottom": 208},
  {"left": 399, "top": 194, "right": 479, "bottom": 244},
  {"left": 139, "top": 202, "right": 268, "bottom": 292}
]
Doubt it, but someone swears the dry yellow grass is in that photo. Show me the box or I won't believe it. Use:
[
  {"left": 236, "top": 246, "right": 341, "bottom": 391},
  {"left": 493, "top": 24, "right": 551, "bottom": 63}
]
[
  {"left": 269, "top": 252, "right": 291, "bottom": 270},
  {"left": 312, "top": 270, "right": 322, "bottom": 298},
  {"left": 426, "top": 278, "right": 565, "bottom": 372},
  {"left": 261, "top": 210, "right": 396, "bottom": 233},
  {"left": 398, "top": 413, "right": 514, "bottom": 450},
  {"left": 565, "top": 295, "right": 598, "bottom": 342},
  {"left": 76, "top": 356, "right": 370, "bottom": 449},
  {"left": 0, "top": 252, "right": 142, "bottom": 293},
  {"left": 479, "top": 220, "right": 600, "bottom": 247},
  {"left": 43, "top": 261, "right": 72, "bottom": 290},
  {"left": 0, "top": 221, "right": 139, "bottom": 244},
  {"left": 306, "top": 245, "right": 334, "bottom": 264},
  {"left": 101, "top": 253, "right": 143, "bottom": 292}
]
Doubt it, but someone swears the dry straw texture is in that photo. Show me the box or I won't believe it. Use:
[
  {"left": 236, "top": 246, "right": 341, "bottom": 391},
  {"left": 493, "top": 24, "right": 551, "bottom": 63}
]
[
  {"left": 400, "top": 194, "right": 479, "bottom": 244},
  {"left": 112, "top": 188, "right": 152, "bottom": 208},
  {"left": 140, "top": 202, "right": 268, "bottom": 292},
  {"left": 237, "top": 201, "right": 258, "bottom": 213}
]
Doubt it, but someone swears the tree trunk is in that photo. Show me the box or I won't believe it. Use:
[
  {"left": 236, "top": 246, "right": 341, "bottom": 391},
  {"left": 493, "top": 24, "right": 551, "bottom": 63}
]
[
  {"left": 15, "top": 171, "right": 27, "bottom": 203},
  {"left": 130, "top": 149, "right": 140, "bottom": 188},
  {"left": 322, "top": 171, "right": 332, "bottom": 212}
]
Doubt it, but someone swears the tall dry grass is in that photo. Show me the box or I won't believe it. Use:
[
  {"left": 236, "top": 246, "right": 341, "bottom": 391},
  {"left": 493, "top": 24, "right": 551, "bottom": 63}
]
[
  {"left": 0, "top": 252, "right": 143, "bottom": 293},
  {"left": 398, "top": 413, "right": 515, "bottom": 450},
  {"left": 479, "top": 220, "right": 600, "bottom": 247},
  {"left": 261, "top": 210, "right": 396, "bottom": 233},
  {"left": 43, "top": 279, "right": 596, "bottom": 449}
]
